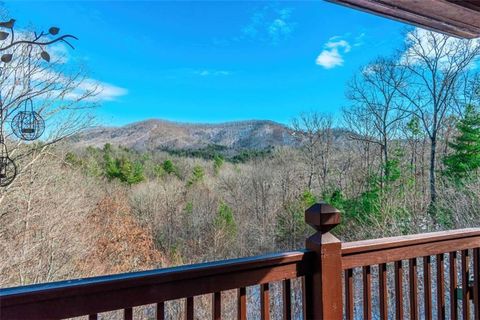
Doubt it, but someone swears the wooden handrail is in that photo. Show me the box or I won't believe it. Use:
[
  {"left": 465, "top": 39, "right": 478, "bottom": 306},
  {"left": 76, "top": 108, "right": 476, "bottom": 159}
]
[
  {"left": 341, "top": 228, "right": 480, "bottom": 269},
  {"left": 342, "top": 228, "right": 480, "bottom": 254},
  {"left": 1, "top": 203, "right": 479, "bottom": 320},
  {"left": 0, "top": 250, "right": 313, "bottom": 319}
]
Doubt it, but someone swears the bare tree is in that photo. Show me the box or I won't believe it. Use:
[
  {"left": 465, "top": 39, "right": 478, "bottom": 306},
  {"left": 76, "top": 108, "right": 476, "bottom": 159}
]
[
  {"left": 0, "top": 28, "right": 99, "bottom": 195},
  {"left": 291, "top": 112, "right": 334, "bottom": 191},
  {"left": 397, "top": 29, "right": 480, "bottom": 207},
  {"left": 345, "top": 57, "right": 408, "bottom": 180}
]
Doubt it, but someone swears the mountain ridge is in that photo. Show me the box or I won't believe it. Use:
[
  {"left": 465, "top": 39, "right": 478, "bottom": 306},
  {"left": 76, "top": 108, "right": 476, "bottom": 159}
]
[{"left": 70, "top": 118, "right": 300, "bottom": 152}]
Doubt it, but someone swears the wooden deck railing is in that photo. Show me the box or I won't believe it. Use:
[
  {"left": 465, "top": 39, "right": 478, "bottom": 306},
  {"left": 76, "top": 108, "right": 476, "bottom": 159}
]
[
  {"left": 341, "top": 228, "right": 480, "bottom": 320},
  {"left": 1, "top": 203, "right": 479, "bottom": 319}
]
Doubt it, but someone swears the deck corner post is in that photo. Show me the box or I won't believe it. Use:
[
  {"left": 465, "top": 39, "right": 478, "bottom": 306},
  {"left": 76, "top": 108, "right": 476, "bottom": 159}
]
[{"left": 304, "top": 202, "right": 342, "bottom": 320}]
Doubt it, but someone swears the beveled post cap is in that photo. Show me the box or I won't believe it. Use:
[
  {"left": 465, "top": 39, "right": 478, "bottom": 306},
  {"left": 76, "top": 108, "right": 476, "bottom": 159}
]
[{"left": 305, "top": 202, "right": 341, "bottom": 234}]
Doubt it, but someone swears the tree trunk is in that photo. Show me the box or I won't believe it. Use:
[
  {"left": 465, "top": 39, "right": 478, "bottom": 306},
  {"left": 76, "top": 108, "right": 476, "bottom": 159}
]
[
  {"left": 429, "top": 136, "right": 437, "bottom": 207},
  {"left": 383, "top": 137, "right": 389, "bottom": 179}
]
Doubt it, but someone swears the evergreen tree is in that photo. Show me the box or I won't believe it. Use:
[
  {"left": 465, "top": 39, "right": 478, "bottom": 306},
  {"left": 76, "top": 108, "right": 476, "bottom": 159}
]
[
  {"left": 213, "top": 155, "right": 224, "bottom": 175},
  {"left": 162, "top": 159, "right": 179, "bottom": 176},
  {"left": 105, "top": 155, "right": 145, "bottom": 185},
  {"left": 187, "top": 165, "right": 205, "bottom": 186},
  {"left": 443, "top": 105, "right": 480, "bottom": 182},
  {"left": 214, "top": 202, "right": 236, "bottom": 236}
]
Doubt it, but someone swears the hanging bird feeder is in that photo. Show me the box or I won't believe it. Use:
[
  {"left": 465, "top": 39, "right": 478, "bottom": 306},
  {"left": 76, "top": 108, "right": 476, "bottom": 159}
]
[
  {"left": 0, "top": 142, "right": 16, "bottom": 187},
  {"left": 11, "top": 98, "right": 45, "bottom": 141}
]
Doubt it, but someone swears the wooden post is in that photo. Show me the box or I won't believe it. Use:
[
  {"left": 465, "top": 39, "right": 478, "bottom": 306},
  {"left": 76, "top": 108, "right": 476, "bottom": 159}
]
[{"left": 304, "top": 202, "right": 343, "bottom": 320}]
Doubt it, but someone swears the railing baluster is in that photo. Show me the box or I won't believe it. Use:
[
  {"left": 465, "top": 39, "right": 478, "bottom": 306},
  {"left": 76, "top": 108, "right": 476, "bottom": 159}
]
[
  {"left": 474, "top": 248, "right": 480, "bottom": 320},
  {"left": 282, "top": 279, "right": 292, "bottom": 320},
  {"left": 424, "top": 256, "right": 432, "bottom": 320},
  {"left": 409, "top": 258, "right": 418, "bottom": 320},
  {"left": 185, "top": 297, "right": 194, "bottom": 320},
  {"left": 237, "top": 287, "right": 247, "bottom": 320},
  {"left": 436, "top": 254, "right": 445, "bottom": 320},
  {"left": 301, "top": 277, "right": 307, "bottom": 320},
  {"left": 450, "top": 251, "right": 458, "bottom": 320},
  {"left": 363, "top": 266, "right": 372, "bottom": 320},
  {"left": 345, "top": 269, "right": 354, "bottom": 320},
  {"left": 394, "top": 261, "right": 403, "bottom": 320},
  {"left": 462, "top": 250, "right": 470, "bottom": 320},
  {"left": 212, "top": 292, "right": 221, "bottom": 320},
  {"left": 379, "top": 263, "right": 388, "bottom": 320},
  {"left": 261, "top": 283, "right": 270, "bottom": 320},
  {"left": 157, "top": 302, "right": 165, "bottom": 320},
  {"left": 3, "top": 218, "right": 480, "bottom": 320},
  {"left": 124, "top": 308, "right": 133, "bottom": 320}
]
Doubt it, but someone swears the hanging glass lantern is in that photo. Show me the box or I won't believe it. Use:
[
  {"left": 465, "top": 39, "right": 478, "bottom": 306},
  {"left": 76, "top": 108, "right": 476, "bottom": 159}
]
[
  {"left": 11, "top": 98, "right": 45, "bottom": 141},
  {"left": 0, "top": 142, "right": 16, "bottom": 187}
]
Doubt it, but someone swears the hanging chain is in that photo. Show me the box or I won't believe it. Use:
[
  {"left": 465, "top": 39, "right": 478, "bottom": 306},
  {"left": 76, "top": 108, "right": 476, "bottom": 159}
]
[{"left": 25, "top": 44, "right": 33, "bottom": 112}]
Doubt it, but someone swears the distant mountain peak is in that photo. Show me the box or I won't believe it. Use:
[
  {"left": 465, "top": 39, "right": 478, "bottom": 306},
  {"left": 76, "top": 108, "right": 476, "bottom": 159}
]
[{"left": 71, "top": 118, "right": 298, "bottom": 152}]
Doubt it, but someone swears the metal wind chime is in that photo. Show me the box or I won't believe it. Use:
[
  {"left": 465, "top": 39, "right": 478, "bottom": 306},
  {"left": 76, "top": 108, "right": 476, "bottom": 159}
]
[{"left": 0, "top": 19, "right": 77, "bottom": 187}]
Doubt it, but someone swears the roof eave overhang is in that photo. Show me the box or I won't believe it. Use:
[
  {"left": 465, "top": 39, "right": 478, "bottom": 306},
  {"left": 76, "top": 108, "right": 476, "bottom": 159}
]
[{"left": 326, "top": 0, "right": 480, "bottom": 39}]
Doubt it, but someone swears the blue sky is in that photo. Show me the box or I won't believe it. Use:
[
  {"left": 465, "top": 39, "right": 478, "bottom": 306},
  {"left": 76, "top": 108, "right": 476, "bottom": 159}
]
[{"left": 6, "top": 1, "right": 410, "bottom": 126}]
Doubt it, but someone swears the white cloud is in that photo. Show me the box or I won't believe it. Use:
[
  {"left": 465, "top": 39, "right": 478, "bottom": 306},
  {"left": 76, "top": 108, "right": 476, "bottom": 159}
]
[
  {"left": 194, "top": 69, "right": 231, "bottom": 77},
  {"left": 94, "top": 81, "right": 128, "bottom": 101},
  {"left": 48, "top": 43, "right": 70, "bottom": 64},
  {"left": 29, "top": 68, "right": 127, "bottom": 102},
  {"left": 64, "top": 78, "right": 128, "bottom": 102},
  {"left": 316, "top": 36, "right": 352, "bottom": 69},
  {"left": 325, "top": 39, "right": 351, "bottom": 53},
  {"left": 354, "top": 32, "right": 366, "bottom": 47},
  {"left": 240, "top": 5, "right": 295, "bottom": 44},
  {"left": 316, "top": 49, "right": 344, "bottom": 69},
  {"left": 401, "top": 28, "right": 480, "bottom": 68},
  {"left": 0, "top": 30, "right": 127, "bottom": 105},
  {"left": 315, "top": 32, "right": 367, "bottom": 69}
]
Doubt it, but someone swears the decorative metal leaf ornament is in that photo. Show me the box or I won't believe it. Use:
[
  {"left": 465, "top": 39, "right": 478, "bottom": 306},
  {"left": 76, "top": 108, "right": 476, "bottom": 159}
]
[
  {"left": 11, "top": 99, "right": 45, "bottom": 141},
  {"left": 1, "top": 53, "right": 12, "bottom": 63},
  {"left": 0, "top": 143, "right": 16, "bottom": 187},
  {"left": 0, "top": 18, "right": 78, "bottom": 187}
]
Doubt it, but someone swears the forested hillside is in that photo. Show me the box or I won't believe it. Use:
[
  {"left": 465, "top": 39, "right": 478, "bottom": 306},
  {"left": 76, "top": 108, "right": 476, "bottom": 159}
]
[{"left": 70, "top": 119, "right": 300, "bottom": 152}]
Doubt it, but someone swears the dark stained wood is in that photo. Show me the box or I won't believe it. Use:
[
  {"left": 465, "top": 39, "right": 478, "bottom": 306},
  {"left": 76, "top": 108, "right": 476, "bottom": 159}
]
[
  {"left": 282, "top": 279, "right": 292, "bottom": 320},
  {"left": 0, "top": 251, "right": 312, "bottom": 319},
  {"left": 326, "top": 0, "right": 480, "bottom": 39},
  {"left": 446, "top": 0, "right": 480, "bottom": 12},
  {"left": 2, "top": 209, "right": 479, "bottom": 320},
  {"left": 379, "top": 263, "right": 388, "bottom": 320},
  {"left": 157, "top": 302, "right": 165, "bottom": 320},
  {"left": 185, "top": 297, "right": 193, "bottom": 320},
  {"left": 473, "top": 248, "right": 480, "bottom": 320},
  {"left": 301, "top": 275, "right": 313, "bottom": 320},
  {"left": 342, "top": 229, "right": 480, "bottom": 254},
  {"left": 124, "top": 307, "right": 133, "bottom": 320},
  {"left": 363, "top": 266, "right": 372, "bottom": 320},
  {"left": 237, "top": 287, "right": 246, "bottom": 320},
  {"left": 449, "top": 252, "right": 458, "bottom": 320},
  {"left": 474, "top": 248, "right": 480, "bottom": 320},
  {"left": 461, "top": 250, "right": 470, "bottom": 320},
  {"left": 344, "top": 269, "right": 354, "bottom": 320},
  {"left": 304, "top": 203, "right": 342, "bottom": 320},
  {"left": 260, "top": 283, "right": 270, "bottom": 320},
  {"left": 436, "top": 254, "right": 445, "bottom": 320},
  {"left": 394, "top": 261, "right": 403, "bottom": 320},
  {"left": 89, "top": 314, "right": 98, "bottom": 320},
  {"left": 342, "top": 230, "right": 480, "bottom": 269},
  {"left": 409, "top": 258, "right": 418, "bottom": 320},
  {"left": 212, "top": 292, "right": 221, "bottom": 320},
  {"left": 423, "top": 256, "right": 432, "bottom": 320}
]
